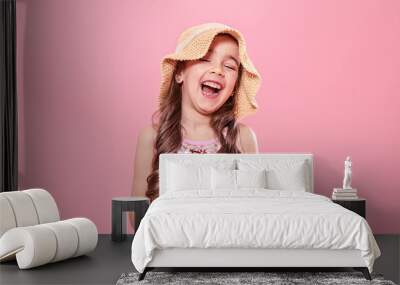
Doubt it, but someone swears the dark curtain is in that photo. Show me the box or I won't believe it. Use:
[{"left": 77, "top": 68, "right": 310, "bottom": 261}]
[{"left": 0, "top": 0, "right": 17, "bottom": 192}]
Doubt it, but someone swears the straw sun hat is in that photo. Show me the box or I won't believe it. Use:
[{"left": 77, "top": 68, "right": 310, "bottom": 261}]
[{"left": 159, "top": 22, "right": 262, "bottom": 119}]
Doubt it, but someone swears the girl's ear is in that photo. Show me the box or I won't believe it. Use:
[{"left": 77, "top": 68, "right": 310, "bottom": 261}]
[
  {"left": 175, "top": 62, "right": 185, "bottom": 84},
  {"left": 175, "top": 73, "right": 183, "bottom": 84}
]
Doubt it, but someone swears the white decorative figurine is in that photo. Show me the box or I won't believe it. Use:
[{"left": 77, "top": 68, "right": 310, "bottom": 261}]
[{"left": 342, "top": 156, "right": 352, "bottom": 189}]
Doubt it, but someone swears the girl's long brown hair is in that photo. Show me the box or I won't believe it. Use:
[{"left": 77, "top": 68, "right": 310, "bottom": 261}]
[{"left": 146, "top": 35, "right": 243, "bottom": 202}]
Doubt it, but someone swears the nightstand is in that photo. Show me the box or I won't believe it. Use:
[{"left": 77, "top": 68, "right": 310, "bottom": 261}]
[
  {"left": 332, "top": 198, "right": 366, "bottom": 218},
  {"left": 111, "top": 197, "right": 150, "bottom": 242}
]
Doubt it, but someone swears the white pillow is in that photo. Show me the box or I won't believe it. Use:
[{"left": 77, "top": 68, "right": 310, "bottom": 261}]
[
  {"left": 211, "top": 168, "right": 237, "bottom": 190},
  {"left": 237, "top": 159, "right": 308, "bottom": 191},
  {"left": 266, "top": 166, "right": 306, "bottom": 191},
  {"left": 167, "top": 161, "right": 212, "bottom": 191},
  {"left": 211, "top": 168, "right": 268, "bottom": 190},
  {"left": 236, "top": 169, "right": 268, "bottom": 188}
]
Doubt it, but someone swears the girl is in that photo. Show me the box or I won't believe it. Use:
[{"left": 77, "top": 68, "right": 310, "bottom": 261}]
[{"left": 132, "top": 22, "right": 262, "bottom": 204}]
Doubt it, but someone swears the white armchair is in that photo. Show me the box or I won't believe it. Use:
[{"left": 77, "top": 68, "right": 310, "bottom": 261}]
[{"left": 0, "top": 188, "right": 98, "bottom": 269}]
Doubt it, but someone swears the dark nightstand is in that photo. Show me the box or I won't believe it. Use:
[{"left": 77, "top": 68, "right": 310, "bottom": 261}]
[
  {"left": 111, "top": 197, "right": 150, "bottom": 242},
  {"left": 332, "top": 198, "right": 366, "bottom": 218}
]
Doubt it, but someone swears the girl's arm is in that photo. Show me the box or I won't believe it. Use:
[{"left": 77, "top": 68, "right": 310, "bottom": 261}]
[
  {"left": 131, "top": 125, "right": 156, "bottom": 197},
  {"left": 129, "top": 125, "right": 156, "bottom": 230},
  {"left": 237, "top": 123, "right": 259, "bottom": 153}
]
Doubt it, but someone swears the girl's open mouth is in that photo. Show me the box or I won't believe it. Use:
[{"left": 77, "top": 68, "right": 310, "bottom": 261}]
[{"left": 201, "top": 83, "right": 221, "bottom": 99}]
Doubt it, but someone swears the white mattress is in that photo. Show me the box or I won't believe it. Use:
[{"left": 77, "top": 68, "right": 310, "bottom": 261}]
[{"left": 131, "top": 189, "right": 381, "bottom": 273}]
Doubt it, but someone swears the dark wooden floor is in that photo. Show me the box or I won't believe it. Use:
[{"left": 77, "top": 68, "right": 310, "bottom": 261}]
[{"left": 0, "top": 234, "right": 399, "bottom": 285}]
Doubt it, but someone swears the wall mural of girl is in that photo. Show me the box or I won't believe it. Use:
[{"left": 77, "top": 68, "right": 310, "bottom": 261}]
[{"left": 131, "top": 22, "right": 262, "bottom": 207}]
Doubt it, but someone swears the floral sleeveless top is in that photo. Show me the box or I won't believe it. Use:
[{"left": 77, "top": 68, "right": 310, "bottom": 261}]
[
  {"left": 177, "top": 128, "right": 229, "bottom": 154},
  {"left": 177, "top": 137, "right": 221, "bottom": 154}
]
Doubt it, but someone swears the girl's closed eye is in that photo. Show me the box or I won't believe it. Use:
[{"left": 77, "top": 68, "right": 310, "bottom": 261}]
[{"left": 199, "top": 58, "right": 236, "bottom": 70}]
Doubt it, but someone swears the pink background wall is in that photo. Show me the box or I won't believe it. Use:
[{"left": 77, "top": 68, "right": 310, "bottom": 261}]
[{"left": 16, "top": 0, "right": 400, "bottom": 234}]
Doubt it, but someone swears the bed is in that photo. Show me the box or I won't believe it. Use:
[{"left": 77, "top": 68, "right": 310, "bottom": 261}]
[{"left": 131, "top": 153, "right": 381, "bottom": 281}]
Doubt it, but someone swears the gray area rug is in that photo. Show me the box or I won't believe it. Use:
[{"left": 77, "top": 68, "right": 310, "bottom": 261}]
[{"left": 116, "top": 271, "right": 396, "bottom": 285}]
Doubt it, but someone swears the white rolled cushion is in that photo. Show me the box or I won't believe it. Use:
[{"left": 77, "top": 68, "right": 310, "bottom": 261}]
[
  {"left": 23, "top": 189, "right": 60, "bottom": 223},
  {"left": 64, "top": 218, "right": 98, "bottom": 257},
  {"left": 42, "top": 221, "right": 79, "bottom": 262},
  {"left": 167, "top": 162, "right": 212, "bottom": 191},
  {"left": 0, "top": 191, "right": 39, "bottom": 227},
  {"left": 211, "top": 168, "right": 237, "bottom": 190},
  {"left": 0, "top": 218, "right": 97, "bottom": 269},
  {"left": 238, "top": 159, "right": 307, "bottom": 191},
  {"left": 0, "top": 195, "right": 17, "bottom": 237},
  {"left": 0, "top": 225, "right": 57, "bottom": 269},
  {"left": 236, "top": 169, "right": 268, "bottom": 188}
]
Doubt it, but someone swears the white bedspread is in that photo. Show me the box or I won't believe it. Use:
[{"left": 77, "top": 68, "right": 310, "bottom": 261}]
[{"left": 131, "top": 189, "right": 381, "bottom": 273}]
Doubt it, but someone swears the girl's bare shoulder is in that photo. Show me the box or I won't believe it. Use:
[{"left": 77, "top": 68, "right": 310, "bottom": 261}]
[
  {"left": 137, "top": 124, "right": 158, "bottom": 145},
  {"left": 237, "top": 123, "right": 258, "bottom": 153}
]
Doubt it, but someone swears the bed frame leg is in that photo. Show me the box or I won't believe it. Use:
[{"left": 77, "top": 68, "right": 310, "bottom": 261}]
[
  {"left": 138, "top": 268, "right": 148, "bottom": 281},
  {"left": 354, "top": 267, "right": 371, "bottom": 280}
]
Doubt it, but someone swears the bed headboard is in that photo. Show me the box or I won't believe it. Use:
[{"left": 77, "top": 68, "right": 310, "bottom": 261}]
[{"left": 159, "top": 153, "right": 314, "bottom": 195}]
